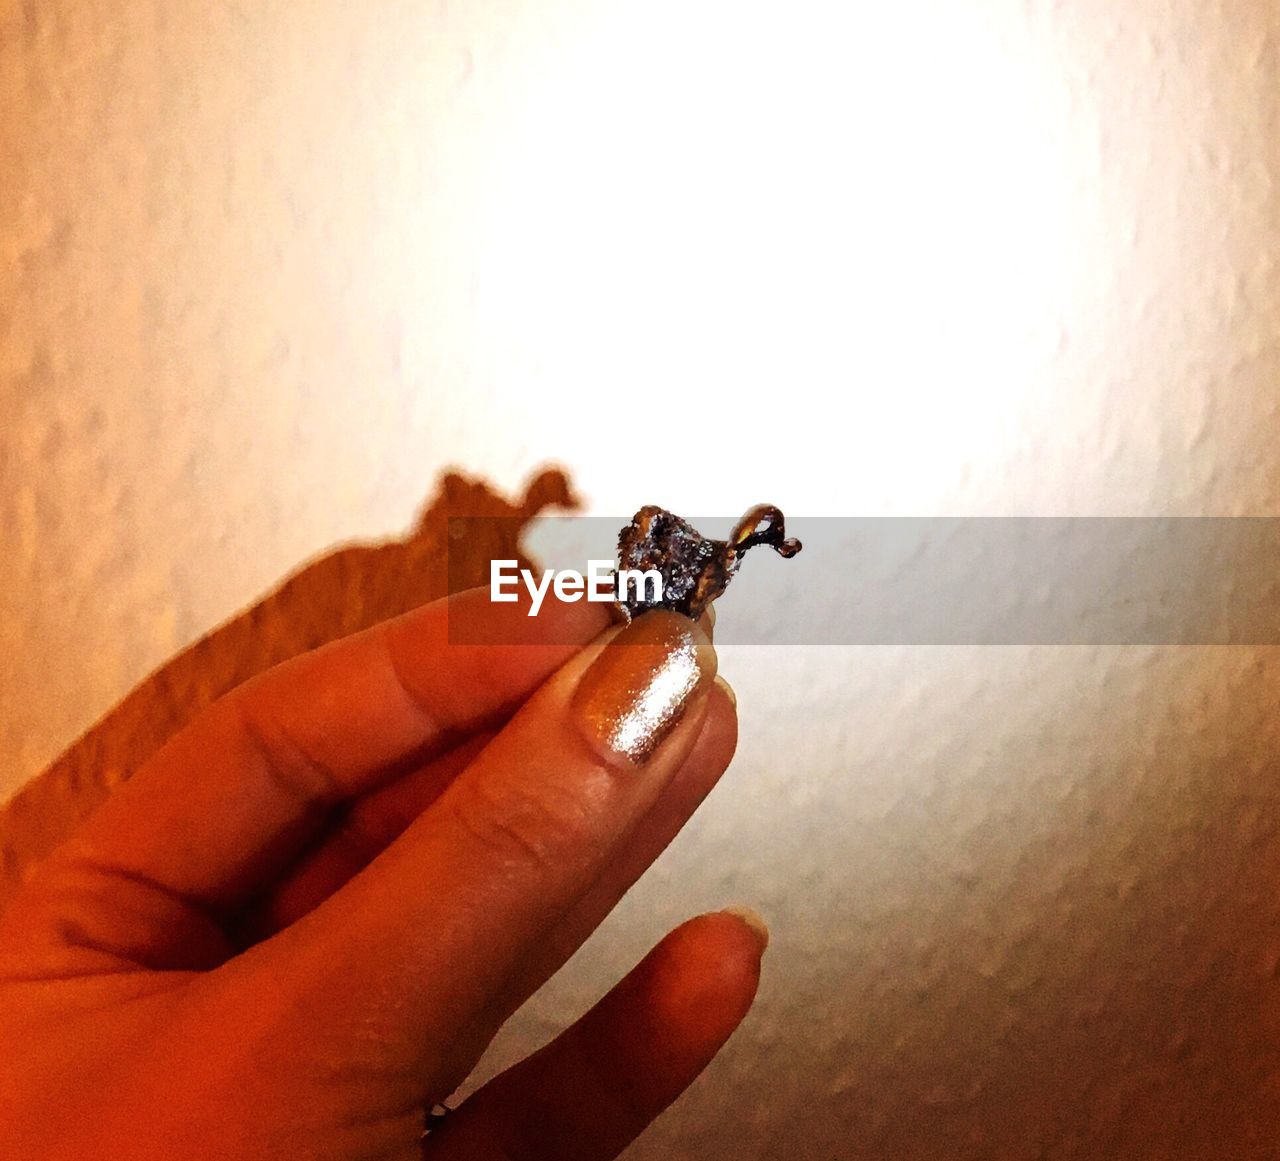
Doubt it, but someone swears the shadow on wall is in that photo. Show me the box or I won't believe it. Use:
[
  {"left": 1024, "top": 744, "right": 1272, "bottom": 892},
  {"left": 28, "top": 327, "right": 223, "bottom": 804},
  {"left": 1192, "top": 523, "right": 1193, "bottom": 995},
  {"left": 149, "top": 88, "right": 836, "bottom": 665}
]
[{"left": 0, "top": 466, "right": 575, "bottom": 913}]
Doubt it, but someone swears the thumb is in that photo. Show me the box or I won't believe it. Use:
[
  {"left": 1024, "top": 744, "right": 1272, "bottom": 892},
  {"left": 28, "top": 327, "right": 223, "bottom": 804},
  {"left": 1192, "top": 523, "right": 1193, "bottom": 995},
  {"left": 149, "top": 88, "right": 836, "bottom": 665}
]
[{"left": 254, "top": 610, "right": 720, "bottom": 1092}]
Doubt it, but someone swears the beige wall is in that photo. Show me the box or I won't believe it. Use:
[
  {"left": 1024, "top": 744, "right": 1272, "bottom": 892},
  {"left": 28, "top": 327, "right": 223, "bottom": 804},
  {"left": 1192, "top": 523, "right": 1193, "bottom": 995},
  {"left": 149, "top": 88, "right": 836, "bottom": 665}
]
[{"left": 4, "top": 1, "right": 1280, "bottom": 1155}]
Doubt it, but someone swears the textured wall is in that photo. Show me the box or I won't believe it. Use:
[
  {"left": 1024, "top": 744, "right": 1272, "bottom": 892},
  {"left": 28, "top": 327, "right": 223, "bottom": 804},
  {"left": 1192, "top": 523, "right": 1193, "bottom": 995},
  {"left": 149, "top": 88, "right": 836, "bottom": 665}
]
[{"left": 4, "top": 1, "right": 1280, "bottom": 1156}]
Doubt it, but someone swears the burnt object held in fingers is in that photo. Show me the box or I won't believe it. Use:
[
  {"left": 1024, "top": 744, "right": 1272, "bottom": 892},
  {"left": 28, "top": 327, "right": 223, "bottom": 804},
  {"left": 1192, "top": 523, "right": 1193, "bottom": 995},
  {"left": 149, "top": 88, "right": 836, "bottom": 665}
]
[{"left": 615, "top": 504, "right": 802, "bottom": 621}]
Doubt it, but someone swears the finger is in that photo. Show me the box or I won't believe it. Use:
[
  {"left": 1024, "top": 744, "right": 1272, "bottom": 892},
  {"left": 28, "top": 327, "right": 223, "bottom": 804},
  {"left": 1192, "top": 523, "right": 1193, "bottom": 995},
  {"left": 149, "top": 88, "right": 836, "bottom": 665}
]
[
  {"left": 266, "top": 611, "right": 720, "bottom": 1085},
  {"left": 249, "top": 608, "right": 711, "bottom": 939},
  {"left": 423, "top": 910, "right": 767, "bottom": 1161},
  {"left": 237, "top": 732, "right": 494, "bottom": 942},
  {"left": 502, "top": 679, "right": 737, "bottom": 1008},
  {"left": 247, "top": 679, "right": 733, "bottom": 951},
  {"left": 1, "top": 588, "right": 609, "bottom": 971}
]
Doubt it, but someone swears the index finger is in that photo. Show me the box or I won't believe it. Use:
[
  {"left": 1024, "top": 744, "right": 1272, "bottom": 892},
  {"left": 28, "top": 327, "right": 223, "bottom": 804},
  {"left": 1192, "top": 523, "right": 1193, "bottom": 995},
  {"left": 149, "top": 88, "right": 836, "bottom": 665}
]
[{"left": 9, "top": 587, "right": 610, "bottom": 944}]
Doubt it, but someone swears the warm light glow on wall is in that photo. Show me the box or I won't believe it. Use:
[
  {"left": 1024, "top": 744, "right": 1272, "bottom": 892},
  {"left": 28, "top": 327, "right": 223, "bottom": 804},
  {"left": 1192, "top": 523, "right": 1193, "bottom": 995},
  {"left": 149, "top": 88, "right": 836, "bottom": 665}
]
[{"left": 469, "top": 3, "right": 1093, "bottom": 514}]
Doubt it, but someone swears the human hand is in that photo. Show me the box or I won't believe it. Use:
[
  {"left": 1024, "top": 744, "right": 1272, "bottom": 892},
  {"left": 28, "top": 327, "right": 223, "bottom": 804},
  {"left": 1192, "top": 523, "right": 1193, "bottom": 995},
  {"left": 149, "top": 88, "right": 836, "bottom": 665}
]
[{"left": 0, "top": 588, "right": 762, "bottom": 1159}]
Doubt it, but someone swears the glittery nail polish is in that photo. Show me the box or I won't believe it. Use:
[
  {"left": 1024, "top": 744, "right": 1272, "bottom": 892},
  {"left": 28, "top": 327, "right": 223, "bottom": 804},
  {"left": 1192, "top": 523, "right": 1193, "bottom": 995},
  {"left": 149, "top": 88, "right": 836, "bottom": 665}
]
[{"left": 572, "top": 610, "right": 716, "bottom": 765}]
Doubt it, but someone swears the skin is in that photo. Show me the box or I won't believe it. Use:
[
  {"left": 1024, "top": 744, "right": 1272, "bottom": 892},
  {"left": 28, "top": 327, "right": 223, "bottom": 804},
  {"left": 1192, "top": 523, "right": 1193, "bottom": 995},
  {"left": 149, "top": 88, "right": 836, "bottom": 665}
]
[{"left": 0, "top": 586, "right": 762, "bottom": 1160}]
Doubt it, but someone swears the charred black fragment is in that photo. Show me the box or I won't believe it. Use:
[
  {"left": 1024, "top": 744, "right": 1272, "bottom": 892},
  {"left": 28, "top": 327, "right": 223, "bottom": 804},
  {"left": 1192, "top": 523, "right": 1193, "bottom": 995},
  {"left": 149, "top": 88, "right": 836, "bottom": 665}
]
[{"left": 615, "top": 504, "right": 801, "bottom": 620}]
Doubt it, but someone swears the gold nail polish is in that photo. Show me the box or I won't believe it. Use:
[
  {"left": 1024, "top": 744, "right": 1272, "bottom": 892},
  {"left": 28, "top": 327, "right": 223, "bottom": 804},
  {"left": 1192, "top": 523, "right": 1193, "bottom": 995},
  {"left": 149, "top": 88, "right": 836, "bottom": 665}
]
[{"left": 572, "top": 610, "right": 716, "bottom": 765}]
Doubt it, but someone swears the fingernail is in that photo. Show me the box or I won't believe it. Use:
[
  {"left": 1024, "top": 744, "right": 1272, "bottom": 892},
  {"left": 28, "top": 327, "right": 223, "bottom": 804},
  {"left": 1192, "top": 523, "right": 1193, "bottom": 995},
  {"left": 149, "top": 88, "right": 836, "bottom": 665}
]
[
  {"left": 572, "top": 610, "right": 716, "bottom": 765},
  {"left": 713, "top": 673, "right": 736, "bottom": 708},
  {"left": 722, "top": 906, "right": 770, "bottom": 952}
]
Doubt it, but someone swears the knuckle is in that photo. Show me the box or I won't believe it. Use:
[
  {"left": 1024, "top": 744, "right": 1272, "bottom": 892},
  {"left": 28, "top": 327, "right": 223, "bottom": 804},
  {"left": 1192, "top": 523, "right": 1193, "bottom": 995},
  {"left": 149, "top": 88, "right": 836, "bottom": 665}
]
[
  {"left": 450, "top": 774, "right": 597, "bottom": 873},
  {"left": 227, "top": 696, "right": 340, "bottom": 821}
]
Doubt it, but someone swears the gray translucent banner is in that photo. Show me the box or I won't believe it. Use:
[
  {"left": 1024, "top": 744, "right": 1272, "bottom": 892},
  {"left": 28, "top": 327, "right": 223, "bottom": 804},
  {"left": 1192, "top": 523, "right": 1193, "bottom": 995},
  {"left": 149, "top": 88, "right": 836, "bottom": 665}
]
[{"left": 448, "top": 517, "right": 1280, "bottom": 645}]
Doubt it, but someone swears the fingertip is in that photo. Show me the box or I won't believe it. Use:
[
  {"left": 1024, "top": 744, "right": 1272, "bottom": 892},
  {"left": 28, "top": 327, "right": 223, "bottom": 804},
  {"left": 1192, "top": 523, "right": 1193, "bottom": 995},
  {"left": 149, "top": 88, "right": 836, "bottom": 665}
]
[
  {"left": 717, "top": 905, "right": 769, "bottom": 953},
  {"left": 695, "top": 679, "right": 739, "bottom": 772},
  {"left": 640, "top": 911, "right": 765, "bottom": 1062}
]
